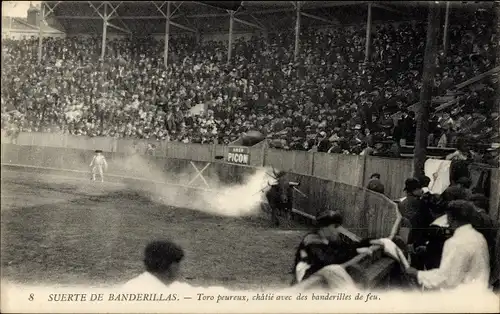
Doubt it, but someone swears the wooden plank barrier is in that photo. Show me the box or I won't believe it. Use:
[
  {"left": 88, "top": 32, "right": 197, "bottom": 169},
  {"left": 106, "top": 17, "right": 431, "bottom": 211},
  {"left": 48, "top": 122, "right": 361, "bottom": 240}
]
[
  {"left": 3, "top": 132, "right": 498, "bottom": 222},
  {"left": 1, "top": 142, "right": 402, "bottom": 288}
]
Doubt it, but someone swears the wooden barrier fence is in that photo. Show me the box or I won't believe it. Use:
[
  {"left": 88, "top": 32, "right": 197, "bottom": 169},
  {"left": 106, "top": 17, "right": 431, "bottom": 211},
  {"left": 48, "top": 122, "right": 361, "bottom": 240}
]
[
  {"left": 1, "top": 143, "right": 401, "bottom": 240},
  {"left": 2, "top": 132, "right": 498, "bottom": 222}
]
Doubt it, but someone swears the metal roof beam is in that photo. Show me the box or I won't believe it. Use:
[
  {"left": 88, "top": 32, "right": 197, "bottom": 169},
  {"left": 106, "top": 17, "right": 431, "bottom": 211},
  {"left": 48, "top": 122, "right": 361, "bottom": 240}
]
[
  {"left": 244, "top": 8, "right": 295, "bottom": 15},
  {"left": 110, "top": 16, "right": 167, "bottom": 19},
  {"left": 233, "top": 17, "right": 264, "bottom": 30},
  {"left": 152, "top": 1, "right": 196, "bottom": 32},
  {"left": 186, "top": 13, "right": 229, "bottom": 18},
  {"left": 106, "top": 1, "right": 123, "bottom": 18},
  {"left": 300, "top": 12, "right": 337, "bottom": 25},
  {"left": 152, "top": 1, "right": 183, "bottom": 19},
  {"left": 169, "top": 20, "right": 196, "bottom": 32},
  {"left": 42, "top": 1, "right": 63, "bottom": 19},
  {"left": 107, "top": 21, "right": 131, "bottom": 34},
  {"left": 88, "top": 1, "right": 105, "bottom": 19},
  {"left": 152, "top": 1, "right": 169, "bottom": 18},
  {"left": 248, "top": 14, "right": 266, "bottom": 29},
  {"left": 302, "top": 1, "right": 370, "bottom": 8},
  {"left": 186, "top": 7, "right": 296, "bottom": 18},
  {"left": 53, "top": 16, "right": 102, "bottom": 19},
  {"left": 114, "top": 17, "right": 132, "bottom": 33},
  {"left": 56, "top": 15, "right": 181, "bottom": 20},
  {"left": 370, "top": 3, "right": 406, "bottom": 14}
]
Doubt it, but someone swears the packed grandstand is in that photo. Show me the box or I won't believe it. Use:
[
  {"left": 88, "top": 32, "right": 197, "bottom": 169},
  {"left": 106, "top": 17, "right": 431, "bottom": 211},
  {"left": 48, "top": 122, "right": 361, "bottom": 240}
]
[{"left": 1, "top": 1, "right": 499, "bottom": 165}]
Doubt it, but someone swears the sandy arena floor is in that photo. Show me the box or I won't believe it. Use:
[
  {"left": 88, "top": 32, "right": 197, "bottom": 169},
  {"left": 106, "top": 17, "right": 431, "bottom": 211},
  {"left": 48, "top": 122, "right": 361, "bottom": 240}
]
[{"left": 1, "top": 169, "right": 304, "bottom": 290}]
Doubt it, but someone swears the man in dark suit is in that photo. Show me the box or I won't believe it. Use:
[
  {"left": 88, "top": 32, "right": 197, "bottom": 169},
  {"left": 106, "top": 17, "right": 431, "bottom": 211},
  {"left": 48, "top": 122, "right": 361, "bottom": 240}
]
[{"left": 398, "top": 178, "right": 426, "bottom": 251}]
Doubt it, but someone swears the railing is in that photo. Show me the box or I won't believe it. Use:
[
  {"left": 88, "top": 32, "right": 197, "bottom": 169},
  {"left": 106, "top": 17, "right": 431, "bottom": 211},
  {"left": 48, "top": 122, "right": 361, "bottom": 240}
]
[{"left": 2, "top": 132, "right": 498, "bottom": 222}]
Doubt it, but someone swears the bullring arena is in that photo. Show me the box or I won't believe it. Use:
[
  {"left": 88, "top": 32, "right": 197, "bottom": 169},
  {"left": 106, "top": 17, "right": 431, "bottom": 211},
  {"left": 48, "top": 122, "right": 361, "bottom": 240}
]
[
  {"left": 2, "top": 0, "right": 500, "bottom": 312},
  {"left": 1, "top": 169, "right": 301, "bottom": 290},
  {"left": 1, "top": 134, "right": 401, "bottom": 291}
]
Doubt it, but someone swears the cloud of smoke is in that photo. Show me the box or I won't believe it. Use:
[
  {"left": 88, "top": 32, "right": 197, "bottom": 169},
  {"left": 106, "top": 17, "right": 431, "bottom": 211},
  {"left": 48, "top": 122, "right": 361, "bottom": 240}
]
[{"left": 111, "top": 154, "right": 275, "bottom": 218}]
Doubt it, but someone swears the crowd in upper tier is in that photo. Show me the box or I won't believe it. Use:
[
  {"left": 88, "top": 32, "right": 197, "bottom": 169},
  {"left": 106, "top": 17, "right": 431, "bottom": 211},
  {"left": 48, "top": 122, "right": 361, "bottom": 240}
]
[{"left": 1, "top": 9, "right": 498, "bottom": 161}]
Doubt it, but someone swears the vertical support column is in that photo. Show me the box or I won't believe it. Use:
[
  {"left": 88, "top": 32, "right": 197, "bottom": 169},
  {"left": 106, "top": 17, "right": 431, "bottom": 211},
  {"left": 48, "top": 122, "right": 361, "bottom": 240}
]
[
  {"left": 442, "top": 1, "right": 450, "bottom": 56},
  {"left": 364, "top": 3, "right": 372, "bottom": 63},
  {"left": 413, "top": 2, "right": 441, "bottom": 177},
  {"left": 294, "top": 1, "right": 301, "bottom": 62},
  {"left": 164, "top": 1, "right": 171, "bottom": 69},
  {"left": 227, "top": 10, "right": 235, "bottom": 64},
  {"left": 100, "top": 2, "right": 108, "bottom": 61},
  {"left": 37, "top": 3, "right": 45, "bottom": 64}
]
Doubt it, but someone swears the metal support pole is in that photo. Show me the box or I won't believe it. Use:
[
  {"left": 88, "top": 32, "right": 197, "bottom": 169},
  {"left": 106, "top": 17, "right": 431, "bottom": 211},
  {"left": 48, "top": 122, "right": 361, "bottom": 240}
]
[
  {"left": 442, "top": 1, "right": 450, "bottom": 56},
  {"left": 294, "top": 1, "right": 301, "bottom": 62},
  {"left": 100, "top": 3, "right": 108, "bottom": 60},
  {"left": 37, "top": 4, "right": 45, "bottom": 64},
  {"left": 227, "top": 10, "right": 235, "bottom": 64},
  {"left": 164, "top": 1, "right": 171, "bottom": 69},
  {"left": 364, "top": 3, "right": 372, "bottom": 63}
]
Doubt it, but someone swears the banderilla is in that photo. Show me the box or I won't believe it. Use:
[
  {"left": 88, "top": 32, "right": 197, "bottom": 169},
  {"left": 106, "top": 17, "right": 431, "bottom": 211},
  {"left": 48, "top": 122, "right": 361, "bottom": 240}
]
[{"left": 293, "top": 187, "right": 308, "bottom": 198}]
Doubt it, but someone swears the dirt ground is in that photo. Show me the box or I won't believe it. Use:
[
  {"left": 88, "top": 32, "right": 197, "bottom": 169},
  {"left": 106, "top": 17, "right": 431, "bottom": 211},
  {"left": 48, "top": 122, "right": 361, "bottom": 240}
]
[{"left": 0, "top": 170, "right": 305, "bottom": 290}]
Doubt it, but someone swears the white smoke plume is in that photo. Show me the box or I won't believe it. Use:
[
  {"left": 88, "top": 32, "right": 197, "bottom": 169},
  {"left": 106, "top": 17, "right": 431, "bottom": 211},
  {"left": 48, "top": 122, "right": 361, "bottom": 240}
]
[{"left": 110, "top": 153, "right": 276, "bottom": 218}]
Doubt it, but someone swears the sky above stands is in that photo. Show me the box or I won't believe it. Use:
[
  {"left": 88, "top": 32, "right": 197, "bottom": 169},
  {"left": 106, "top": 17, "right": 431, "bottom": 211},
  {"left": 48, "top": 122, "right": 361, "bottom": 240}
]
[{"left": 3, "top": 1, "right": 40, "bottom": 17}]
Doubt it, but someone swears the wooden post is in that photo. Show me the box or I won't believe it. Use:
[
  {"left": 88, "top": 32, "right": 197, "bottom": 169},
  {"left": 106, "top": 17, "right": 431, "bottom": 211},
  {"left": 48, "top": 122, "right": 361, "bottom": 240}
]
[
  {"left": 37, "top": 4, "right": 44, "bottom": 64},
  {"left": 164, "top": 1, "right": 171, "bottom": 69},
  {"left": 414, "top": 3, "right": 441, "bottom": 177},
  {"left": 100, "top": 3, "right": 108, "bottom": 60},
  {"left": 227, "top": 10, "right": 235, "bottom": 64},
  {"left": 364, "top": 3, "right": 372, "bottom": 63},
  {"left": 442, "top": 1, "right": 450, "bottom": 56},
  {"left": 294, "top": 1, "right": 301, "bottom": 62}
]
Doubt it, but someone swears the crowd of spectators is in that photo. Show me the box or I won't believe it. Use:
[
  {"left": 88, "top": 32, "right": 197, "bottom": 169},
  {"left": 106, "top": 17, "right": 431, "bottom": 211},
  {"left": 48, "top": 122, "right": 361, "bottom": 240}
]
[{"left": 1, "top": 9, "right": 498, "bottom": 161}]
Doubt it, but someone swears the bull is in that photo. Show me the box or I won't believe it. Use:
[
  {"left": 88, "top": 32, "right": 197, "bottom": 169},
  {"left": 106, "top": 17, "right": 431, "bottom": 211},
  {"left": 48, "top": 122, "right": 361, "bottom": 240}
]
[{"left": 265, "top": 170, "right": 299, "bottom": 227}]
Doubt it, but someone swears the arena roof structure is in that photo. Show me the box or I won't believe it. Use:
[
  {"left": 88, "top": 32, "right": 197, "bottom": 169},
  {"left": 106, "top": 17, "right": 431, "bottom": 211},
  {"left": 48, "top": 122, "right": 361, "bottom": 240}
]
[
  {"left": 42, "top": 1, "right": 430, "bottom": 36},
  {"left": 37, "top": 1, "right": 495, "bottom": 64},
  {"left": 42, "top": 0, "right": 496, "bottom": 36}
]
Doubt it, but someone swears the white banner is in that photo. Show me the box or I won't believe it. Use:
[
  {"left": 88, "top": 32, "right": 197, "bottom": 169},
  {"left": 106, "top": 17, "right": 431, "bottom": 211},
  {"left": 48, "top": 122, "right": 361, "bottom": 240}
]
[{"left": 425, "top": 159, "right": 452, "bottom": 194}]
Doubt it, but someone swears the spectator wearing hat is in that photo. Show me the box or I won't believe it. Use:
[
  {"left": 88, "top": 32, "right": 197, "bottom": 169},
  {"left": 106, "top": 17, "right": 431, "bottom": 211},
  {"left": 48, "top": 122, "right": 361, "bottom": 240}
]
[
  {"left": 122, "top": 240, "right": 188, "bottom": 289},
  {"left": 366, "top": 173, "right": 385, "bottom": 195},
  {"left": 398, "top": 178, "right": 424, "bottom": 222},
  {"left": 398, "top": 178, "right": 425, "bottom": 246},
  {"left": 406, "top": 200, "right": 490, "bottom": 290}
]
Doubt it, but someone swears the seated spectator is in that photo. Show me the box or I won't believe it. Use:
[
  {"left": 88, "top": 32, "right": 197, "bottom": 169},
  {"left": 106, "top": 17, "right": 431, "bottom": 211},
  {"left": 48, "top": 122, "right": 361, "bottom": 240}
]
[{"left": 406, "top": 200, "right": 490, "bottom": 290}]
